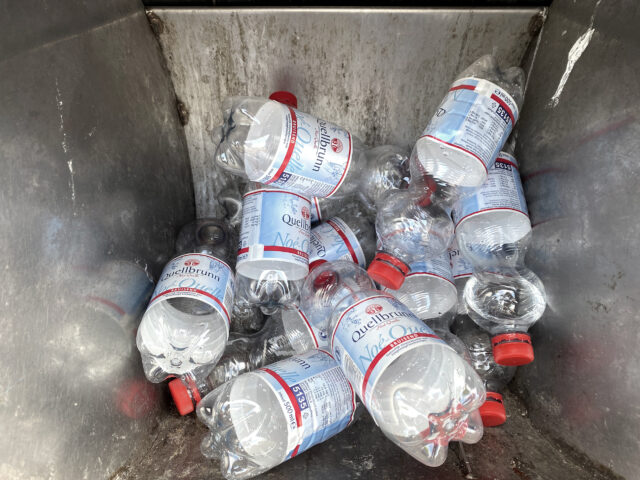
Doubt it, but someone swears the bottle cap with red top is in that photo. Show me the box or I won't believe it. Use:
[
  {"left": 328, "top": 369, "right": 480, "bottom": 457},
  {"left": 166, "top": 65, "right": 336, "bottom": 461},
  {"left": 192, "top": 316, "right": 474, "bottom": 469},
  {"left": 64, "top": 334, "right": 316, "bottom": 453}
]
[
  {"left": 367, "top": 252, "right": 410, "bottom": 290},
  {"left": 269, "top": 91, "right": 298, "bottom": 109},
  {"left": 492, "top": 332, "right": 534, "bottom": 366},
  {"left": 479, "top": 391, "right": 507, "bottom": 427},
  {"left": 169, "top": 378, "right": 198, "bottom": 416}
]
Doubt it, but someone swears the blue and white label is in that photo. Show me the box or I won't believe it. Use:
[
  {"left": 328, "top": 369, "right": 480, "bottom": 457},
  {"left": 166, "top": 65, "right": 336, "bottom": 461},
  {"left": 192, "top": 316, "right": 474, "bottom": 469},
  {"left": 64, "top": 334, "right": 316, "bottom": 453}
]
[
  {"left": 420, "top": 78, "right": 519, "bottom": 174},
  {"left": 331, "top": 294, "right": 448, "bottom": 406},
  {"left": 237, "top": 189, "right": 311, "bottom": 277},
  {"left": 406, "top": 252, "right": 454, "bottom": 285},
  {"left": 257, "top": 350, "right": 355, "bottom": 460},
  {"left": 309, "top": 217, "right": 365, "bottom": 267},
  {"left": 149, "top": 253, "right": 234, "bottom": 332},
  {"left": 452, "top": 153, "right": 529, "bottom": 228},
  {"left": 448, "top": 238, "right": 473, "bottom": 279},
  {"left": 250, "top": 102, "right": 353, "bottom": 198}
]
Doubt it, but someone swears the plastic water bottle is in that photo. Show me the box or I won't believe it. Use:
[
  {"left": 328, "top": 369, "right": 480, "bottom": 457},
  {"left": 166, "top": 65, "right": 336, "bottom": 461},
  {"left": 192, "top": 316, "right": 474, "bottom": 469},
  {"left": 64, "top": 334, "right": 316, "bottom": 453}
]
[
  {"left": 367, "top": 189, "right": 454, "bottom": 289},
  {"left": 453, "top": 151, "right": 546, "bottom": 366},
  {"left": 302, "top": 261, "right": 485, "bottom": 467},
  {"left": 197, "top": 349, "right": 357, "bottom": 479},
  {"left": 411, "top": 55, "right": 525, "bottom": 193},
  {"left": 309, "top": 200, "right": 376, "bottom": 271},
  {"left": 383, "top": 251, "right": 457, "bottom": 320},
  {"left": 136, "top": 218, "right": 236, "bottom": 383},
  {"left": 234, "top": 184, "right": 311, "bottom": 314},
  {"left": 213, "top": 96, "right": 366, "bottom": 199},
  {"left": 448, "top": 238, "right": 474, "bottom": 315},
  {"left": 455, "top": 316, "right": 516, "bottom": 427},
  {"left": 359, "top": 145, "right": 410, "bottom": 210},
  {"left": 230, "top": 303, "right": 266, "bottom": 334},
  {"left": 168, "top": 307, "right": 327, "bottom": 415}
]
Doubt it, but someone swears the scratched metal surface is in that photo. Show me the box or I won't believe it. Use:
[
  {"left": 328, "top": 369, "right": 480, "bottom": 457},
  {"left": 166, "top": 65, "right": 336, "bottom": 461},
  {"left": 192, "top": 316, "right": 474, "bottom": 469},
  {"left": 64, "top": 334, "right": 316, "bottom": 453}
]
[
  {"left": 0, "top": 1, "right": 194, "bottom": 478},
  {"left": 149, "top": 7, "right": 543, "bottom": 217},
  {"left": 515, "top": 0, "right": 640, "bottom": 478}
]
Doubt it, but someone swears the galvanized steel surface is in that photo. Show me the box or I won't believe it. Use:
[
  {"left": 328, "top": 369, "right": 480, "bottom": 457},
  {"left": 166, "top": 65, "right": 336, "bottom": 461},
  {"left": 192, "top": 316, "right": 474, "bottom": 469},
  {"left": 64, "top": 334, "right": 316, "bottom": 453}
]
[
  {"left": 150, "top": 7, "right": 543, "bottom": 217},
  {"left": 0, "top": 1, "right": 194, "bottom": 478},
  {"left": 516, "top": 0, "right": 640, "bottom": 478}
]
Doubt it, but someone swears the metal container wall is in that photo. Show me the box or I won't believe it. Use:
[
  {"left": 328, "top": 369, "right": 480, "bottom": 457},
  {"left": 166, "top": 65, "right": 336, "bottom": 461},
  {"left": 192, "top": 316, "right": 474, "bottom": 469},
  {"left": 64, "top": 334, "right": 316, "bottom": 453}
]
[{"left": 0, "top": 1, "right": 194, "bottom": 478}]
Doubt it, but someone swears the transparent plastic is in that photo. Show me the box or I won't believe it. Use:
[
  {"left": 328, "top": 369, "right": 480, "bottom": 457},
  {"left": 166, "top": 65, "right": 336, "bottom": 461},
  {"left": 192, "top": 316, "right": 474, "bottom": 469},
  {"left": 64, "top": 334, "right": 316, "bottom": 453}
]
[
  {"left": 136, "top": 218, "right": 236, "bottom": 383},
  {"left": 309, "top": 199, "right": 376, "bottom": 270},
  {"left": 169, "top": 307, "right": 326, "bottom": 414},
  {"left": 369, "top": 189, "right": 454, "bottom": 289},
  {"left": 448, "top": 238, "right": 474, "bottom": 315},
  {"left": 383, "top": 252, "right": 458, "bottom": 320},
  {"left": 411, "top": 55, "right": 526, "bottom": 202},
  {"left": 302, "top": 262, "right": 485, "bottom": 467},
  {"left": 197, "top": 350, "right": 356, "bottom": 479},
  {"left": 213, "top": 97, "right": 366, "bottom": 199},
  {"left": 359, "top": 145, "right": 410, "bottom": 211}
]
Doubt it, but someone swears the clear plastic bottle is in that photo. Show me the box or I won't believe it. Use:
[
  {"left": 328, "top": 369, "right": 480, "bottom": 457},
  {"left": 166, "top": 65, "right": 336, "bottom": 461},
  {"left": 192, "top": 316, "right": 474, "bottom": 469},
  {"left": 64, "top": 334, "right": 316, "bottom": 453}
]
[
  {"left": 455, "top": 316, "right": 516, "bottom": 427},
  {"left": 230, "top": 303, "right": 266, "bottom": 334},
  {"left": 136, "top": 218, "right": 236, "bottom": 383},
  {"left": 359, "top": 145, "right": 410, "bottom": 211},
  {"left": 234, "top": 184, "right": 311, "bottom": 314},
  {"left": 309, "top": 200, "right": 376, "bottom": 271},
  {"left": 213, "top": 97, "right": 366, "bottom": 199},
  {"left": 197, "top": 349, "right": 357, "bottom": 480},
  {"left": 411, "top": 55, "right": 525, "bottom": 194},
  {"left": 302, "top": 261, "right": 485, "bottom": 467},
  {"left": 383, "top": 251, "right": 457, "bottom": 320},
  {"left": 367, "top": 189, "right": 454, "bottom": 289},
  {"left": 168, "top": 307, "right": 327, "bottom": 415},
  {"left": 448, "top": 237, "right": 474, "bottom": 315}
]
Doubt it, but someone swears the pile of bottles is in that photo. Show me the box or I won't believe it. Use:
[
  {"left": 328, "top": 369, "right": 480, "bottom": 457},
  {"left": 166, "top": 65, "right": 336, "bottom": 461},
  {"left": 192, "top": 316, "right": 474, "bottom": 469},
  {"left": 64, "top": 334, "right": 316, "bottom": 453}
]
[{"left": 135, "top": 55, "right": 546, "bottom": 478}]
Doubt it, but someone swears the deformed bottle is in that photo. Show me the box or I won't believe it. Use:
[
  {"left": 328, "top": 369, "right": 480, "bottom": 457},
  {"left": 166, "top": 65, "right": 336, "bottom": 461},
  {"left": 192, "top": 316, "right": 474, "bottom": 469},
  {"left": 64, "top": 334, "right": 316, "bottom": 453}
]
[
  {"left": 448, "top": 237, "right": 474, "bottom": 315},
  {"left": 198, "top": 349, "right": 357, "bottom": 480},
  {"left": 302, "top": 261, "right": 485, "bottom": 467},
  {"left": 359, "top": 145, "right": 410, "bottom": 211},
  {"left": 137, "top": 218, "right": 236, "bottom": 383},
  {"left": 168, "top": 307, "right": 327, "bottom": 415}
]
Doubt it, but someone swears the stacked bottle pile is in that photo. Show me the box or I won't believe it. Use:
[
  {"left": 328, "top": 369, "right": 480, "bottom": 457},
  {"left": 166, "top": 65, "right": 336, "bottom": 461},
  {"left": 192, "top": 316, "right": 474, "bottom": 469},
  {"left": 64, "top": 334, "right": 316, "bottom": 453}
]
[{"left": 134, "top": 55, "right": 546, "bottom": 479}]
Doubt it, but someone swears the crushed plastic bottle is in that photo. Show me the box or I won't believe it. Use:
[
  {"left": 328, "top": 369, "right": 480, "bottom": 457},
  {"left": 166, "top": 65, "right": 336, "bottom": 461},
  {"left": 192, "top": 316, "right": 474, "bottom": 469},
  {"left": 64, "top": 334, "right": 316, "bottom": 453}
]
[
  {"left": 234, "top": 184, "right": 310, "bottom": 314},
  {"left": 169, "top": 307, "right": 326, "bottom": 415},
  {"left": 359, "top": 145, "right": 410, "bottom": 210},
  {"left": 136, "top": 218, "right": 236, "bottom": 383},
  {"left": 455, "top": 316, "right": 516, "bottom": 427},
  {"left": 309, "top": 200, "right": 376, "bottom": 271},
  {"left": 367, "top": 189, "right": 454, "bottom": 289},
  {"left": 383, "top": 251, "right": 457, "bottom": 320},
  {"left": 448, "top": 237, "right": 474, "bottom": 315},
  {"left": 198, "top": 349, "right": 357, "bottom": 479},
  {"left": 213, "top": 97, "right": 366, "bottom": 199},
  {"left": 411, "top": 55, "right": 525, "bottom": 196},
  {"left": 302, "top": 261, "right": 485, "bottom": 467}
]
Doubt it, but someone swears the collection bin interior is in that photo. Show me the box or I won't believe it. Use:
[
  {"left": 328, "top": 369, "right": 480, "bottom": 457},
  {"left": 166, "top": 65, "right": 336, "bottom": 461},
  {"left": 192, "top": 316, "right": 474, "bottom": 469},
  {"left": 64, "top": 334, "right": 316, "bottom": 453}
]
[{"left": 0, "top": 0, "right": 637, "bottom": 479}]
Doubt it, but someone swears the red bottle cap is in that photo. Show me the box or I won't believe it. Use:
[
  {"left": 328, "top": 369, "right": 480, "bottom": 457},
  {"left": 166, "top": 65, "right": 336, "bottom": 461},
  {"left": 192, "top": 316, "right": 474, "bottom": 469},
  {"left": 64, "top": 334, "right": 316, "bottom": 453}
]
[
  {"left": 492, "top": 332, "right": 534, "bottom": 366},
  {"left": 479, "top": 391, "right": 507, "bottom": 427},
  {"left": 269, "top": 91, "right": 298, "bottom": 108},
  {"left": 168, "top": 378, "right": 196, "bottom": 416},
  {"left": 367, "top": 252, "right": 409, "bottom": 290}
]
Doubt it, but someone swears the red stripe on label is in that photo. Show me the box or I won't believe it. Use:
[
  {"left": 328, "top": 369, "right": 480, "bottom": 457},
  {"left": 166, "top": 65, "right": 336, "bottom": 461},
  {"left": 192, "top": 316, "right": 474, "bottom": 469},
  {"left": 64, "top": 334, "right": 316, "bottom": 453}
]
[
  {"left": 170, "top": 253, "right": 232, "bottom": 272},
  {"left": 313, "top": 197, "right": 322, "bottom": 221},
  {"left": 331, "top": 294, "right": 393, "bottom": 349},
  {"left": 150, "top": 288, "right": 230, "bottom": 326},
  {"left": 261, "top": 368, "right": 303, "bottom": 457},
  {"left": 491, "top": 94, "right": 515, "bottom": 124},
  {"left": 361, "top": 332, "right": 440, "bottom": 403},
  {"left": 455, "top": 207, "right": 530, "bottom": 230},
  {"left": 237, "top": 246, "right": 309, "bottom": 260},
  {"left": 243, "top": 188, "right": 311, "bottom": 203},
  {"left": 265, "top": 107, "right": 298, "bottom": 185},
  {"left": 495, "top": 157, "right": 519, "bottom": 170},
  {"left": 326, "top": 131, "right": 352, "bottom": 197},
  {"left": 297, "top": 308, "right": 319, "bottom": 348},
  {"left": 327, "top": 219, "right": 359, "bottom": 264},
  {"left": 405, "top": 271, "right": 455, "bottom": 287},
  {"left": 419, "top": 135, "right": 488, "bottom": 175},
  {"left": 449, "top": 84, "right": 476, "bottom": 92}
]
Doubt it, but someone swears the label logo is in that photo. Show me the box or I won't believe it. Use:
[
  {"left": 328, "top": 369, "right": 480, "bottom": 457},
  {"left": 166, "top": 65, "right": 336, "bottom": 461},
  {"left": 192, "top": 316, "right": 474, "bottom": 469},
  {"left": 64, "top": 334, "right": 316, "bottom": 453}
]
[
  {"left": 365, "top": 304, "right": 383, "bottom": 315},
  {"left": 436, "top": 107, "right": 446, "bottom": 117},
  {"left": 331, "top": 138, "right": 343, "bottom": 153},
  {"left": 301, "top": 206, "right": 310, "bottom": 220},
  {"left": 184, "top": 259, "right": 200, "bottom": 267}
]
